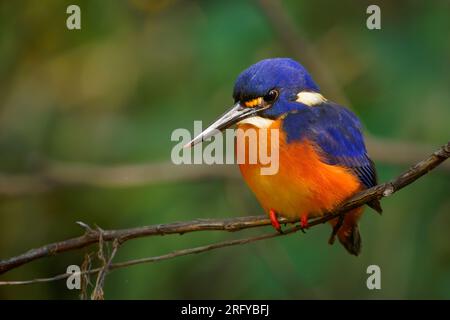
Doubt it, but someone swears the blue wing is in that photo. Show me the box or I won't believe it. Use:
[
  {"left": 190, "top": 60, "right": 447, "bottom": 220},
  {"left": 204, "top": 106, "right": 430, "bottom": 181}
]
[{"left": 283, "top": 102, "right": 378, "bottom": 189}]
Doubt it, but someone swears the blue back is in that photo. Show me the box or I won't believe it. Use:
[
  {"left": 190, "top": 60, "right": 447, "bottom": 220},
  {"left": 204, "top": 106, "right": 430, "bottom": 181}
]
[{"left": 282, "top": 102, "right": 378, "bottom": 189}]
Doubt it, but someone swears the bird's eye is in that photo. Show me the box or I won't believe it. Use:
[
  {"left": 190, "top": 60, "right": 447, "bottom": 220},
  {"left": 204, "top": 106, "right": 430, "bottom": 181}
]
[{"left": 264, "top": 89, "right": 279, "bottom": 103}]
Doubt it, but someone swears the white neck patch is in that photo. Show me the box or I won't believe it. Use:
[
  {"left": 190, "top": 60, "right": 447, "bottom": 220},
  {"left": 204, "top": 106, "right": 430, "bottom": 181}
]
[
  {"left": 238, "top": 116, "right": 274, "bottom": 128},
  {"left": 296, "top": 91, "right": 327, "bottom": 106}
]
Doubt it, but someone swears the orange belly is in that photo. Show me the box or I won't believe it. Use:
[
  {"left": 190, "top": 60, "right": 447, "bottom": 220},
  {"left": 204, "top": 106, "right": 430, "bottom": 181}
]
[{"left": 237, "top": 120, "right": 362, "bottom": 219}]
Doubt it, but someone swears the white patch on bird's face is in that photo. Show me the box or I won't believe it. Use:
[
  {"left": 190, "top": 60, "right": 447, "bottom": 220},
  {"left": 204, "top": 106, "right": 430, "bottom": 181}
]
[
  {"left": 238, "top": 116, "right": 274, "bottom": 128},
  {"left": 296, "top": 91, "right": 327, "bottom": 106}
]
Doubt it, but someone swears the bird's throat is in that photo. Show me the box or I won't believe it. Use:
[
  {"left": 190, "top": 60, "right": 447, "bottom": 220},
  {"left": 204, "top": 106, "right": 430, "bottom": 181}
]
[{"left": 237, "top": 116, "right": 274, "bottom": 128}]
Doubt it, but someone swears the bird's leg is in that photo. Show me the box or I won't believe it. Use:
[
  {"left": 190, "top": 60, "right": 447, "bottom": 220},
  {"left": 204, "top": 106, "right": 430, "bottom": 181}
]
[
  {"left": 269, "top": 208, "right": 283, "bottom": 234},
  {"left": 295, "top": 213, "right": 309, "bottom": 233},
  {"left": 328, "top": 214, "right": 345, "bottom": 245},
  {"left": 300, "top": 213, "right": 309, "bottom": 229}
]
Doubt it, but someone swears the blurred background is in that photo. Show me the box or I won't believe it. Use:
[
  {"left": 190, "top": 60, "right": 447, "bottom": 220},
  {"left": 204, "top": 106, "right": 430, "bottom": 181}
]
[{"left": 0, "top": 0, "right": 449, "bottom": 299}]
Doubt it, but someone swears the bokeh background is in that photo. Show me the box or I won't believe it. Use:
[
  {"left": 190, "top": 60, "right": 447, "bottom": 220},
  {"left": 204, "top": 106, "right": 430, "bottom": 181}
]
[{"left": 1, "top": 0, "right": 449, "bottom": 299}]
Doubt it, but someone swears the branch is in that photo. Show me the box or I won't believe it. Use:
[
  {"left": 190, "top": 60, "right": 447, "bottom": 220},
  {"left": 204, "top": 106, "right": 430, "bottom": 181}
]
[
  {"left": 0, "top": 141, "right": 448, "bottom": 283},
  {"left": 0, "top": 226, "right": 302, "bottom": 286},
  {"left": 91, "top": 238, "right": 119, "bottom": 300}
]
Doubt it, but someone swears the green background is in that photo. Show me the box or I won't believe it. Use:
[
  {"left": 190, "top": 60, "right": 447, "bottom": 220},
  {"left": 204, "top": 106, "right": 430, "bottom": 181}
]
[{"left": 0, "top": 0, "right": 449, "bottom": 299}]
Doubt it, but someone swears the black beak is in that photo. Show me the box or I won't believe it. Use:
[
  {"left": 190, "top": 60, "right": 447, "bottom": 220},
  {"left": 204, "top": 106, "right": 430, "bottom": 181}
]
[{"left": 185, "top": 101, "right": 266, "bottom": 147}]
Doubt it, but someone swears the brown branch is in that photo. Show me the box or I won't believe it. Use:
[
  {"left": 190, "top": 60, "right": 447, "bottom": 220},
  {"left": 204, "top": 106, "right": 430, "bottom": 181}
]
[
  {"left": 0, "top": 2, "right": 447, "bottom": 287},
  {"left": 91, "top": 238, "right": 119, "bottom": 300},
  {"left": 0, "top": 215, "right": 278, "bottom": 275},
  {"left": 0, "top": 225, "right": 303, "bottom": 286},
  {"left": 0, "top": 141, "right": 448, "bottom": 282},
  {"left": 80, "top": 252, "right": 94, "bottom": 300}
]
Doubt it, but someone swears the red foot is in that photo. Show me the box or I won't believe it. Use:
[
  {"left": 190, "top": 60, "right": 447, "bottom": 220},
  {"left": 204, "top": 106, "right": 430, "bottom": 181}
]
[
  {"left": 269, "top": 209, "right": 282, "bottom": 233},
  {"left": 300, "top": 214, "right": 309, "bottom": 229}
]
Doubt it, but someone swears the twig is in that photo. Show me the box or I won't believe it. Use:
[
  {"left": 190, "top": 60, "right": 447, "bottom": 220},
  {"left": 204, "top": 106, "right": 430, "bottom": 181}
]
[
  {"left": 90, "top": 228, "right": 106, "bottom": 300},
  {"left": 0, "top": 226, "right": 302, "bottom": 286},
  {"left": 0, "top": 214, "right": 276, "bottom": 275},
  {"left": 80, "top": 252, "right": 93, "bottom": 300},
  {"left": 0, "top": 141, "right": 448, "bottom": 284},
  {"left": 91, "top": 239, "right": 120, "bottom": 300}
]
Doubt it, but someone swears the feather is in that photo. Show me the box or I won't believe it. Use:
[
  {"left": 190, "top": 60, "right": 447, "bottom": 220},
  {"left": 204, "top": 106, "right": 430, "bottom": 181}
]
[{"left": 282, "top": 101, "right": 382, "bottom": 214}]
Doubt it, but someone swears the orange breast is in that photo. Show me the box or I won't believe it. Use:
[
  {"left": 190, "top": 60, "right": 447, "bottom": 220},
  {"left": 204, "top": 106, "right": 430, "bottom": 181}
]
[{"left": 236, "top": 120, "right": 362, "bottom": 219}]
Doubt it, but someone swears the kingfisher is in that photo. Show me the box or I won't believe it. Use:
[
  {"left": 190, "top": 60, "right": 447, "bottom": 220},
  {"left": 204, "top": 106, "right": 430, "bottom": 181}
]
[{"left": 187, "top": 58, "right": 382, "bottom": 256}]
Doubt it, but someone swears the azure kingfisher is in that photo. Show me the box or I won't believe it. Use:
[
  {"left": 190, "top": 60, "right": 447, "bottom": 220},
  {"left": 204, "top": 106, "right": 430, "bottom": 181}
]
[{"left": 187, "top": 58, "right": 382, "bottom": 256}]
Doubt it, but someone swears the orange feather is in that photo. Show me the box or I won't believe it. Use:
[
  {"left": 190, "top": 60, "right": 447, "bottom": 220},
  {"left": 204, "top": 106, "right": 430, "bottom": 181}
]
[{"left": 237, "top": 120, "right": 362, "bottom": 220}]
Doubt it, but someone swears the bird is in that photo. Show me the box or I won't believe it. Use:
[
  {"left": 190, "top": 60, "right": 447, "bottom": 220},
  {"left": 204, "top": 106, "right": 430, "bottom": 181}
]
[{"left": 187, "top": 58, "right": 382, "bottom": 256}]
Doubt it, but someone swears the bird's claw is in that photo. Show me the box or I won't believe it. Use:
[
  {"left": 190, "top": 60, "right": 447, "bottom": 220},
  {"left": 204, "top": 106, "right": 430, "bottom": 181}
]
[
  {"left": 269, "top": 209, "right": 283, "bottom": 234},
  {"left": 295, "top": 214, "right": 308, "bottom": 233},
  {"left": 300, "top": 214, "right": 309, "bottom": 228}
]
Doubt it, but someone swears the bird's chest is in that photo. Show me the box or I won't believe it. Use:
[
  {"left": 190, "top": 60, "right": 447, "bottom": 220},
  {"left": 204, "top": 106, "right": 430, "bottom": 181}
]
[{"left": 236, "top": 121, "right": 361, "bottom": 218}]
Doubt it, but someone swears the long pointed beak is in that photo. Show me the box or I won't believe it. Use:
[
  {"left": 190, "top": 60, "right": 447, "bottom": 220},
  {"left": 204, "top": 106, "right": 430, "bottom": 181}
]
[{"left": 185, "top": 102, "right": 259, "bottom": 147}]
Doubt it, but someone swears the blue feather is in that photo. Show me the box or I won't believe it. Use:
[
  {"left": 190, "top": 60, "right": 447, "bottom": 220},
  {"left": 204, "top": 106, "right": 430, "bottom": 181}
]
[
  {"left": 233, "top": 58, "right": 319, "bottom": 102},
  {"left": 282, "top": 102, "right": 378, "bottom": 188}
]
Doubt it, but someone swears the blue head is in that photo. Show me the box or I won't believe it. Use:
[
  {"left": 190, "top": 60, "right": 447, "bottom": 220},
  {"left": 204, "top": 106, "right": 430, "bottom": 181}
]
[
  {"left": 233, "top": 58, "right": 319, "bottom": 113},
  {"left": 187, "top": 58, "right": 321, "bottom": 146}
]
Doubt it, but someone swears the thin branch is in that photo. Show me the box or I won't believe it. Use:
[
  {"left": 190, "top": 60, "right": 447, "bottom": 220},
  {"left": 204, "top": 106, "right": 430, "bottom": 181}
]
[
  {"left": 0, "top": 225, "right": 302, "bottom": 286},
  {"left": 0, "top": 215, "right": 277, "bottom": 275},
  {"left": 0, "top": 141, "right": 448, "bottom": 283},
  {"left": 80, "top": 252, "right": 94, "bottom": 300},
  {"left": 91, "top": 238, "right": 120, "bottom": 300},
  {"left": 0, "top": 2, "right": 446, "bottom": 288},
  {"left": 0, "top": 273, "right": 72, "bottom": 285}
]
